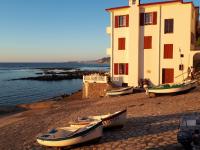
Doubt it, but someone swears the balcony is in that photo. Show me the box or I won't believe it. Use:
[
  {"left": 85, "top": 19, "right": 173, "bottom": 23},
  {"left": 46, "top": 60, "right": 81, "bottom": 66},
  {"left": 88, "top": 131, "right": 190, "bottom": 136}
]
[
  {"left": 106, "top": 48, "right": 112, "bottom": 55},
  {"left": 83, "top": 74, "right": 109, "bottom": 84},
  {"left": 106, "top": 26, "right": 112, "bottom": 35}
]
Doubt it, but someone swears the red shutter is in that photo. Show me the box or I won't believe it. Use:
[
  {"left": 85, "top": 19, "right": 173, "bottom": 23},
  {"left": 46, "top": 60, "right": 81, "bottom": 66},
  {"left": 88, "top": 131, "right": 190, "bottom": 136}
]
[
  {"left": 144, "top": 36, "right": 152, "bottom": 49},
  {"left": 153, "top": 12, "right": 157, "bottom": 25},
  {"left": 162, "top": 69, "right": 174, "bottom": 84},
  {"left": 114, "top": 63, "right": 119, "bottom": 75},
  {"left": 126, "top": 15, "right": 129, "bottom": 27},
  {"left": 164, "top": 44, "right": 173, "bottom": 58},
  {"left": 118, "top": 38, "right": 126, "bottom": 50},
  {"left": 115, "top": 16, "right": 119, "bottom": 28},
  {"left": 125, "top": 63, "right": 128, "bottom": 75},
  {"left": 140, "top": 13, "right": 144, "bottom": 26}
]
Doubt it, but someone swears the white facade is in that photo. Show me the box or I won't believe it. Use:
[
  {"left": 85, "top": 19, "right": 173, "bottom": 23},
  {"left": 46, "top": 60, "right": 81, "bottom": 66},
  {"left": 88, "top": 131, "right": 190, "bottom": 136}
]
[{"left": 106, "top": 0, "right": 200, "bottom": 87}]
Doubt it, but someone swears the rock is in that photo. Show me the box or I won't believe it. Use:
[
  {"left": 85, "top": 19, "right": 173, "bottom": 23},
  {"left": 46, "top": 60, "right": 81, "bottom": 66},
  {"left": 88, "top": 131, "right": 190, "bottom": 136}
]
[{"left": 10, "top": 70, "right": 107, "bottom": 81}]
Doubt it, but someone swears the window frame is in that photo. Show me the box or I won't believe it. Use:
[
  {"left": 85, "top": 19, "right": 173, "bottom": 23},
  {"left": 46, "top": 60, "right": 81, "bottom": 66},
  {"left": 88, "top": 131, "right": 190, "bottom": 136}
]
[
  {"left": 144, "top": 13, "right": 153, "bottom": 25},
  {"left": 114, "top": 63, "right": 128, "bottom": 75},
  {"left": 118, "top": 16, "right": 126, "bottom": 27},
  {"left": 164, "top": 19, "right": 174, "bottom": 34},
  {"left": 119, "top": 63, "right": 125, "bottom": 75}
]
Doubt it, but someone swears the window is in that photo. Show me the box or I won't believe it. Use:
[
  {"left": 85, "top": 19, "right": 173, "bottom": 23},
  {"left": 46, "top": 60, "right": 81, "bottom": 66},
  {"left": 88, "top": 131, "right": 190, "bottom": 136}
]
[
  {"left": 118, "top": 38, "right": 126, "bottom": 50},
  {"left": 144, "top": 36, "right": 152, "bottom": 49},
  {"left": 119, "top": 64, "right": 125, "bottom": 74},
  {"left": 144, "top": 13, "right": 153, "bottom": 24},
  {"left": 119, "top": 16, "right": 126, "bottom": 27},
  {"left": 140, "top": 12, "right": 157, "bottom": 26},
  {"left": 164, "top": 44, "right": 173, "bottom": 59},
  {"left": 179, "top": 64, "right": 184, "bottom": 71},
  {"left": 114, "top": 63, "right": 128, "bottom": 75},
  {"left": 115, "top": 15, "right": 129, "bottom": 28},
  {"left": 164, "top": 19, "right": 174, "bottom": 33}
]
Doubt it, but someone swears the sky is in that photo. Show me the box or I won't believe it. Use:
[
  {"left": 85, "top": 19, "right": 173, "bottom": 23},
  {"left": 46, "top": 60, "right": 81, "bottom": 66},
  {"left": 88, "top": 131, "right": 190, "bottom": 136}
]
[{"left": 0, "top": 0, "right": 199, "bottom": 62}]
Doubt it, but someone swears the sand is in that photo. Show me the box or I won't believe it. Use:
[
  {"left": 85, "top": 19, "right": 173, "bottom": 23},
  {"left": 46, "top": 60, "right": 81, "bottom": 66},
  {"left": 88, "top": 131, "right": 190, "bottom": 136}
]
[{"left": 1, "top": 87, "right": 200, "bottom": 150}]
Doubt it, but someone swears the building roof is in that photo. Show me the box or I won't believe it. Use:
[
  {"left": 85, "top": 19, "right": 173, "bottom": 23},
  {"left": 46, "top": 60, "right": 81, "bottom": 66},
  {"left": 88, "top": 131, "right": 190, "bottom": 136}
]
[
  {"left": 140, "top": 0, "right": 196, "bottom": 9},
  {"left": 106, "top": 0, "right": 198, "bottom": 12},
  {"left": 106, "top": 6, "right": 130, "bottom": 12}
]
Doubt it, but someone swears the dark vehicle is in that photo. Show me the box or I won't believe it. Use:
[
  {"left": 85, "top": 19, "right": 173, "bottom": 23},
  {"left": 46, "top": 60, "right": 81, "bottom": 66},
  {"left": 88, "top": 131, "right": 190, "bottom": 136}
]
[{"left": 177, "top": 116, "right": 200, "bottom": 150}]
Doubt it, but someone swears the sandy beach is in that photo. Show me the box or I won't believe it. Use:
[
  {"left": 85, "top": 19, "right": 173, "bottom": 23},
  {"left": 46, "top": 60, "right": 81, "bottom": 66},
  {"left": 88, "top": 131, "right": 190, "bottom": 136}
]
[{"left": 1, "top": 87, "right": 200, "bottom": 150}]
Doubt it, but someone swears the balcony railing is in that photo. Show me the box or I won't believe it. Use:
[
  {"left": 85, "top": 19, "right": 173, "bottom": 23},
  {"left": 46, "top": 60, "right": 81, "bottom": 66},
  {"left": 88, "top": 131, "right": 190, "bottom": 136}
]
[{"left": 83, "top": 74, "right": 109, "bottom": 83}]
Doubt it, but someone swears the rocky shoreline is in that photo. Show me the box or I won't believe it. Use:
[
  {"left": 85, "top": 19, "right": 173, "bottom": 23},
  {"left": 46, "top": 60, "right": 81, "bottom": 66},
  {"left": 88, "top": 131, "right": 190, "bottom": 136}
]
[{"left": 10, "top": 69, "right": 107, "bottom": 81}]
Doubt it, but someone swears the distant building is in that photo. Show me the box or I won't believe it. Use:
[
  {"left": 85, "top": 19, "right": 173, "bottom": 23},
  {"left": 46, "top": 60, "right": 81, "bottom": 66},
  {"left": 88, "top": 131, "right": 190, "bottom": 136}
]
[{"left": 106, "top": 0, "right": 200, "bottom": 87}]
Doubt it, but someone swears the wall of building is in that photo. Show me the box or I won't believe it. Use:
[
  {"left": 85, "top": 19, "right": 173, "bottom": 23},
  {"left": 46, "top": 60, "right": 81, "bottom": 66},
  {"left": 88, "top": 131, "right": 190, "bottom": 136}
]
[
  {"left": 112, "top": 8, "right": 131, "bottom": 86},
  {"left": 106, "top": 1, "right": 198, "bottom": 86},
  {"left": 139, "top": 5, "right": 161, "bottom": 86},
  {"left": 160, "top": 3, "right": 191, "bottom": 83}
]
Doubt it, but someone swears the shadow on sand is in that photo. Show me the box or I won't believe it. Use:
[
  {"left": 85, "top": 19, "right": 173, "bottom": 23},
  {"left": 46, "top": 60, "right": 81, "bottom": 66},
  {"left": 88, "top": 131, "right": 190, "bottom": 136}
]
[{"left": 58, "top": 111, "right": 200, "bottom": 150}]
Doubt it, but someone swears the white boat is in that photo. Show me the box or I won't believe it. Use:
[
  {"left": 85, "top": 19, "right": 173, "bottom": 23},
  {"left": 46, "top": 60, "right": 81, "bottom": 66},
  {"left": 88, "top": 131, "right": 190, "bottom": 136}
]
[
  {"left": 146, "top": 80, "right": 196, "bottom": 97},
  {"left": 70, "top": 109, "right": 127, "bottom": 129},
  {"left": 106, "top": 87, "right": 133, "bottom": 96},
  {"left": 37, "top": 121, "right": 103, "bottom": 147}
]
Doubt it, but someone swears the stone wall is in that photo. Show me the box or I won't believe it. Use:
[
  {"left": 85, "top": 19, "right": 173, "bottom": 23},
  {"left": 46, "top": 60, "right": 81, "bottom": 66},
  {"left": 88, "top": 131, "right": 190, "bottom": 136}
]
[{"left": 82, "top": 82, "right": 112, "bottom": 99}]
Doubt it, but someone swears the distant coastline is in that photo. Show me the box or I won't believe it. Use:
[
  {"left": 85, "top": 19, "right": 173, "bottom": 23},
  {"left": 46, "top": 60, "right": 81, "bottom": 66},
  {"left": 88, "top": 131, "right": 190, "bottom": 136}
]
[{"left": 0, "top": 57, "right": 110, "bottom": 65}]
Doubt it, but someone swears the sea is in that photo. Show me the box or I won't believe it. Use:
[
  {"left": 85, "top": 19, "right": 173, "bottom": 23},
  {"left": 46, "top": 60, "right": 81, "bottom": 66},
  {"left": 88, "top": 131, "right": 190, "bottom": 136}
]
[{"left": 0, "top": 63, "right": 109, "bottom": 105}]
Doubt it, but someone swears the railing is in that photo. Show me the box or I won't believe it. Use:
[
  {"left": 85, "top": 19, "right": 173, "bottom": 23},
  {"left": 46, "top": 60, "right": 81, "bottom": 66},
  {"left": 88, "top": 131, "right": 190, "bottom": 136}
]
[{"left": 83, "top": 74, "right": 109, "bottom": 83}]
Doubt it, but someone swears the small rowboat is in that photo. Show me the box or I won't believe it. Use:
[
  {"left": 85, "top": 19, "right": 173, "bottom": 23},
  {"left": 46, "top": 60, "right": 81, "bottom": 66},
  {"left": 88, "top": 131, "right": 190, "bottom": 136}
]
[
  {"left": 37, "top": 121, "right": 103, "bottom": 147},
  {"left": 146, "top": 80, "right": 196, "bottom": 97},
  {"left": 70, "top": 109, "right": 127, "bottom": 129},
  {"left": 106, "top": 87, "right": 133, "bottom": 96}
]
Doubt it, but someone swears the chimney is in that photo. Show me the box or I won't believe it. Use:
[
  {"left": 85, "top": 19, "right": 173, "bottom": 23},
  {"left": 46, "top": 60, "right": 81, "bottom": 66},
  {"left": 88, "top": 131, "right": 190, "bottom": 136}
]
[{"left": 129, "top": 0, "right": 140, "bottom": 6}]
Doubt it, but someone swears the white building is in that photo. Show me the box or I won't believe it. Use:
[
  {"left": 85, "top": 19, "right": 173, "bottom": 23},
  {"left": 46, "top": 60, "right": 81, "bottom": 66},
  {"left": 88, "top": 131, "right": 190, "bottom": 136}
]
[{"left": 106, "top": 0, "right": 200, "bottom": 87}]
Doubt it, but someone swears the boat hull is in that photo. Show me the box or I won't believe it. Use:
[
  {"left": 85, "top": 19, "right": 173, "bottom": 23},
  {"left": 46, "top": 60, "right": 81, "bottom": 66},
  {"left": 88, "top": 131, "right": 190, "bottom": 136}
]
[
  {"left": 106, "top": 87, "right": 133, "bottom": 96},
  {"left": 37, "top": 123, "right": 103, "bottom": 147},
  {"left": 102, "top": 110, "right": 127, "bottom": 128},
  {"left": 70, "top": 110, "right": 127, "bottom": 129},
  {"left": 146, "top": 81, "right": 196, "bottom": 95}
]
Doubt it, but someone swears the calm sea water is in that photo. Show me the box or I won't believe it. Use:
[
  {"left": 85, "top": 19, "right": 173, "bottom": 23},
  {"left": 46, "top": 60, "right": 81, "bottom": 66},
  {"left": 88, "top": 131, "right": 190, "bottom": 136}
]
[{"left": 0, "top": 63, "right": 109, "bottom": 105}]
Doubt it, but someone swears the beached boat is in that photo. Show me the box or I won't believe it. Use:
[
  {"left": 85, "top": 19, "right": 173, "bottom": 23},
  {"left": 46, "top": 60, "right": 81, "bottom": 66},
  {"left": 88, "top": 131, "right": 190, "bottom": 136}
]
[
  {"left": 106, "top": 87, "right": 133, "bottom": 96},
  {"left": 36, "top": 121, "right": 103, "bottom": 147},
  {"left": 70, "top": 109, "right": 127, "bottom": 128},
  {"left": 145, "top": 80, "right": 196, "bottom": 97}
]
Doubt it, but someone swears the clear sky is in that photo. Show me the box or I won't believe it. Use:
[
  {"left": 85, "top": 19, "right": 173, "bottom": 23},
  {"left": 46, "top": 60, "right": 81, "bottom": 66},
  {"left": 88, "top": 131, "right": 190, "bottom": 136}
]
[{"left": 0, "top": 0, "right": 199, "bottom": 62}]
